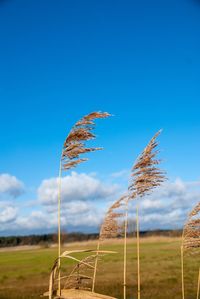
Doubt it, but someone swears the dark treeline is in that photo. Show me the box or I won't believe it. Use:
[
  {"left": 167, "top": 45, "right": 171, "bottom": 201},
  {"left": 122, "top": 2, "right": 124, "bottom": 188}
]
[
  {"left": 0, "top": 230, "right": 182, "bottom": 248},
  {"left": 140, "top": 229, "right": 182, "bottom": 237},
  {"left": 0, "top": 233, "right": 98, "bottom": 248}
]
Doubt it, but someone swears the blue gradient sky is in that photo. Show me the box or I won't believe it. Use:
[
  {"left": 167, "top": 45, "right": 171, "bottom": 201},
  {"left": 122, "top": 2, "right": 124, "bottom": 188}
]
[{"left": 0, "top": 0, "right": 200, "bottom": 234}]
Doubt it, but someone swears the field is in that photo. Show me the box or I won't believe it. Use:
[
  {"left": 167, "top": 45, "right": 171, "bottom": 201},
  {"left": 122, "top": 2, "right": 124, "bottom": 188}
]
[{"left": 0, "top": 237, "right": 199, "bottom": 299}]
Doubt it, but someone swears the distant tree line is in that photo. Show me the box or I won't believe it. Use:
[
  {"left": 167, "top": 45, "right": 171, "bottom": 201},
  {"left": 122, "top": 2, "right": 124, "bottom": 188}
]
[
  {"left": 0, "top": 230, "right": 182, "bottom": 248},
  {"left": 0, "top": 232, "right": 98, "bottom": 248}
]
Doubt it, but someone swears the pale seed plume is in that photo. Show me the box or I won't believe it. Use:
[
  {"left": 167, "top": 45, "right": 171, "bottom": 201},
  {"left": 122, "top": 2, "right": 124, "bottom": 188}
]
[
  {"left": 182, "top": 202, "right": 200, "bottom": 254},
  {"left": 92, "top": 195, "right": 128, "bottom": 293},
  {"left": 99, "top": 195, "right": 128, "bottom": 241},
  {"left": 61, "top": 111, "right": 111, "bottom": 171},
  {"left": 128, "top": 130, "right": 166, "bottom": 199},
  {"left": 128, "top": 130, "right": 166, "bottom": 299}
]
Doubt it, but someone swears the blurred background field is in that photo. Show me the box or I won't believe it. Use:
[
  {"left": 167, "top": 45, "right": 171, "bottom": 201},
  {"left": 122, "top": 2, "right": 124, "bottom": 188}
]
[{"left": 0, "top": 237, "right": 199, "bottom": 299}]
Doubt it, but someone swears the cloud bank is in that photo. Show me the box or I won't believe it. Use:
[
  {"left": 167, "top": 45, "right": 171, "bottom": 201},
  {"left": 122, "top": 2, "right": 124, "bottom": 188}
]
[
  {"left": 134, "top": 178, "right": 200, "bottom": 230},
  {"left": 0, "top": 172, "right": 200, "bottom": 235},
  {"left": 38, "top": 172, "right": 118, "bottom": 205}
]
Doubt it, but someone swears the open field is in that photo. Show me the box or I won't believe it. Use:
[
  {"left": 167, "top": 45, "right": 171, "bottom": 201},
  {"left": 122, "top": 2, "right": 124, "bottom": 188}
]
[{"left": 0, "top": 237, "right": 199, "bottom": 299}]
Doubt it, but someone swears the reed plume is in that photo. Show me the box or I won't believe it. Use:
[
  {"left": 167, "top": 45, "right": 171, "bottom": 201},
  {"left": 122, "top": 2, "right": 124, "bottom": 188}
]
[
  {"left": 129, "top": 130, "right": 165, "bottom": 198},
  {"left": 61, "top": 111, "right": 111, "bottom": 170},
  {"left": 128, "top": 130, "right": 166, "bottom": 299},
  {"left": 57, "top": 111, "right": 111, "bottom": 295},
  {"left": 99, "top": 195, "right": 127, "bottom": 241},
  {"left": 92, "top": 195, "right": 128, "bottom": 298},
  {"left": 181, "top": 202, "right": 200, "bottom": 299},
  {"left": 183, "top": 210, "right": 200, "bottom": 253},
  {"left": 93, "top": 130, "right": 166, "bottom": 299}
]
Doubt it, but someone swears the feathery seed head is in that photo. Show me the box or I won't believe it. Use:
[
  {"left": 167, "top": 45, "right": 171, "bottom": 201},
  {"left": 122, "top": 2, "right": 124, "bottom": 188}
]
[
  {"left": 182, "top": 202, "right": 200, "bottom": 254},
  {"left": 99, "top": 195, "right": 128, "bottom": 241},
  {"left": 128, "top": 130, "right": 166, "bottom": 199},
  {"left": 62, "top": 111, "right": 111, "bottom": 171}
]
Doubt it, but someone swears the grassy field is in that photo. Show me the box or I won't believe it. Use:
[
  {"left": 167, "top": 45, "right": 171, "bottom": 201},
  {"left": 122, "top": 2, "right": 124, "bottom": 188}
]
[{"left": 0, "top": 237, "right": 199, "bottom": 299}]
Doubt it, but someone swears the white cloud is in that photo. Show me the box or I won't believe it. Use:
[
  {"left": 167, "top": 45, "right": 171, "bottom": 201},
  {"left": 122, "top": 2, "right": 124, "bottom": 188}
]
[
  {"left": 16, "top": 210, "right": 57, "bottom": 231},
  {"left": 132, "top": 178, "right": 200, "bottom": 230},
  {"left": 0, "top": 174, "right": 24, "bottom": 198},
  {"left": 1, "top": 176, "right": 200, "bottom": 235},
  {"left": 0, "top": 203, "right": 17, "bottom": 224},
  {"left": 13, "top": 200, "right": 103, "bottom": 233},
  {"left": 38, "top": 171, "right": 119, "bottom": 205},
  {"left": 0, "top": 173, "right": 23, "bottom": 230},
  {"left": 0, "top": 172, "right": 119, "bottom": 235},
  {"left": 45, "top": 200, "right": 92, "bottom": 215}
]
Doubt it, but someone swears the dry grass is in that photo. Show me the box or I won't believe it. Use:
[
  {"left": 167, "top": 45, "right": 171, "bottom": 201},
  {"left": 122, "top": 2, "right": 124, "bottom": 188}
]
[
  {"left": 92, "top": 131, "right": 167, "bottom": 299},
  {"left": 92, "top": 195, "right": 128, "bottom": 294},
  {"left": 127, "top": 130, "right": 166, "bottom": 299},
  {"left": 56, "top": 111, "right": 111, "bottom": 295}
]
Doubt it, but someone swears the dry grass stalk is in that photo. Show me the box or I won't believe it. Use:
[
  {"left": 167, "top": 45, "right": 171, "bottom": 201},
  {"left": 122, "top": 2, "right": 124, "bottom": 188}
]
[
  {"left": 49, "top": 258, "right": 59, "bottom": 299},
  {"left": 64, "top": 255, "right": 97, "bottom": 291},
  {"left": 48, "top": 249, "right": 115, "bottom": 299},
  {"left": 181, "top": 201, "right": 200, "bottom": 299},
  {"left": 128, "top": 130, "right": 166, "bottom": 299},
  {"left": 57, "top": 111, "right": 111, "bottom": 296},
  {"left": 197, "top": 268, "right": 200, "bottom": 299},
  {"left": 92, "top": 195, "right": 128, "bottom": 296},
  {"left": 93, "top": 131, "right": 166, "bottom": 299}
]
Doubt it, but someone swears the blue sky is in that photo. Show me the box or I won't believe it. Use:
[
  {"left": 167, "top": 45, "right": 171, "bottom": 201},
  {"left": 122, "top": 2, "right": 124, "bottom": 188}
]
[{"left": 0, "top": 0, "right": 200, "bottom": 235}]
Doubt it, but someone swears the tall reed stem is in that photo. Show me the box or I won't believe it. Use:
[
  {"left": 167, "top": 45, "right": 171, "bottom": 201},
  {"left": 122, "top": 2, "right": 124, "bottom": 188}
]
[
  {"left": 123, "top": 201, "right": 128, "bottom": 299},
  {"left": 92, "top": 241, "right": 100, "bottom": 292},
  {"left": 58, "top": 161, "right": 62, "bottom": 296},
  {"left": 136, "top": 202, "right": 141, "bottom": 299},
  {"left": 181, "top": 245, "right": 185, "bottom": 299},
  {"left": 197, "top": 267, "right": 200, "bottom": 299}
]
